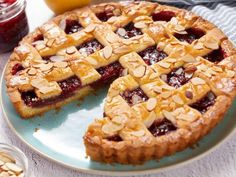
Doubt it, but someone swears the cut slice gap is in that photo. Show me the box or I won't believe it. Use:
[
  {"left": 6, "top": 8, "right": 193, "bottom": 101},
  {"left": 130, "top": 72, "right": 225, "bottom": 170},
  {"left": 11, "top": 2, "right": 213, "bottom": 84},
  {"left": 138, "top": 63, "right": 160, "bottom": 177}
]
[
  {"left": 161, "top": 67, "right": 194, "bottom": 88},
  {"left": 174, "top": 28, "right": 205, "bottom": 44},
  {"left": 138, "top": 46, "right": 168, "bottom": 65},
  {"left": 152, "top": 11, "right": 176, "bottom": 22},
  {"left": 148, "top": 118, "right": 177, "bottom": 137},
  {"left": 76, "top": 39, "right": 104, "bottom": 57},
  {"left": 116, "top": 22, "right": 143, "bottom": 39},
  {"left": 190, "top": 92, "right": 216, "bottom": 114},
  {"left": 121, "top": 87, "right": 148, "bottom": 106}
]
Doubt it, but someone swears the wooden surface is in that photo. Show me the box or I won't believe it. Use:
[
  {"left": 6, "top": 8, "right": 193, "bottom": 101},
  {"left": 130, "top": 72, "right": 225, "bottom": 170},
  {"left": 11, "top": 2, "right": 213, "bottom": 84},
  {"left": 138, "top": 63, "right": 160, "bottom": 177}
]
[{"left": 0, "top": 1, "right": 236, "bottom": 176}]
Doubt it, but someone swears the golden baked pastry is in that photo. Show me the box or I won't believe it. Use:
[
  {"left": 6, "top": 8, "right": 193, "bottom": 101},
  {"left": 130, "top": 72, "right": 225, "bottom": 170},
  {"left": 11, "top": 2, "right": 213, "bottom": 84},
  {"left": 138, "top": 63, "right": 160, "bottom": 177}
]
[{"left": 5, "top": 1, "right": 236, "bottom": 164}]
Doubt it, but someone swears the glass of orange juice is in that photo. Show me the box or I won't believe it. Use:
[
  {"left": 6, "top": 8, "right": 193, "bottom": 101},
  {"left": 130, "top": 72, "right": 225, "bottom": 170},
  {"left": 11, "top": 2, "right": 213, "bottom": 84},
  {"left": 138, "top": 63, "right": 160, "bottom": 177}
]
[{"left": 44, "top": 0, "right": 91, "bottom": 14}]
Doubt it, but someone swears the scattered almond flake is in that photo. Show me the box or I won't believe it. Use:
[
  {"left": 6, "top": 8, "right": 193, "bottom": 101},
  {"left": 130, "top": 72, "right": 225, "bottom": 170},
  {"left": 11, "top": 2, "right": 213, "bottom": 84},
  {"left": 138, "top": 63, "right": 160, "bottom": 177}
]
[
  {"left": 5, "top": 163, "right": 22, "bottom": 174},
  {"left": 177, "top": 113, "right": 195, "bottom": 122},
  {"left": 134, "top": 22, "right": 146, "bottom": 29},
  {"left": 66, "top": 47, "right": 76, "bottom": 55},
  {"left": 158, "top": 62, "right": 171, "bottom": 69},
  {"left": 185, "top": 90, "right": 193, "bottom": 99},
  {"left": 46, "top": 39, "right": 55, "bottom": 47},
  {"left": 117, "top": 28, "right": 126, "bottom": 37},
  {"left": 121, "top": 68, "right": 128, "bottom": 76},
  {"left": 102, "top": 122, "right": 124, "bottom": 134},
  {"left": 27, "top": 68, "right": 37, "bottom": 75},
  {"left": 113, "top": 46, "right": 130, "bottom": 54},
  {"left": 170, "top": 17, "right": 178, "bottom": 25},
  {"left": 161, "top": 84, "right": 174, "bottom": 91},
  {"left": 106, "top": 33, "right": 118, "bottom": 43},
  {"left": 35, "top": 43, "right": 46, "bottom": 51},
  {"left": 194, "top": 42, "right": 204, "bottom": 50},
  {"left": 31, "top": 78, "right": 48, "bottom": 89},
  {"left": 153, "top": 86, "right": 162, "bottom": 94},
  {"left": 107, "top": 16, "right": 118, "bottom": 23},
  {"left": 133, "top": 65, "right": 146, "bottom": 78},
  {"left": 160, "top": 74, "right": 167, "bottom": 82},
  {"left": 226, "top": 69, "right": 235, "bottom": 78},
  {"left": 146, "top": 98, "right": 157, "bottom": 111},
  {"left": 112, "top": 115, "right": 127, "bottom": 125},
  {"left": 103, "top": 46, "right": 113, "bottom": 59},
  {"left": 175, "top": 30, "right": 187, "bottom": 35},
  {"left": 130, "top": 130, "right": 145, "bottom": 137},
  {"left": 39, "top": 63, "right": 53, "bottom": 71},
  {"left": 172, "top": 95, "right": 184, "bottom": 105},
  {"left": 161, "top": 91, "right": 172, "bottom": 99},
  {"left": 33, "top": 59, "right": 46, "bottom": 64},
  {"left": 204, "top": 37, "right": 219, "bottom": 50},
  {"left": 162, "top": 110, "right": 176, "bottom": 123},
  {"left": 132, "top": 94, "right": 142, "bottom": 104},
  {"left": 84, "top": 24, "right": 95, "bottom": 33},
  {"left": 182, "top": 54, "right": 196, "bottom": 63},
  {"left": 122, "top": 40, "right": 133, "bottom": 45},
  {"left": 86, "top": 57, "right": 98, "bottom": 65},
  {"left": 174, "top": 24, "right": 185, "bottom": 32},
  {"left": 53, "top": 61, "right": 68, "bottom": 68},
  {"left": 59, "top": 19, "right": 66, "bottom": 30},
  {"left": 175, "top": 68, "right": 183, "bottom": 75},
  {"left": 191, "top": 77, "right": 206, "bottom": 85},
  {"left": 50, "top": 55, "right": 65, "bottom": 62}
]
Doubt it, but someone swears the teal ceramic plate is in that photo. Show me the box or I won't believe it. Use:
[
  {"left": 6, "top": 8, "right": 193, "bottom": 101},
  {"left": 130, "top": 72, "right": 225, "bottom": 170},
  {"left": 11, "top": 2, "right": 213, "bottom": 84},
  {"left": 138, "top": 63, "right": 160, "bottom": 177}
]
[{"left": 1, "top": 67, "right": 236, "bottom": 176}]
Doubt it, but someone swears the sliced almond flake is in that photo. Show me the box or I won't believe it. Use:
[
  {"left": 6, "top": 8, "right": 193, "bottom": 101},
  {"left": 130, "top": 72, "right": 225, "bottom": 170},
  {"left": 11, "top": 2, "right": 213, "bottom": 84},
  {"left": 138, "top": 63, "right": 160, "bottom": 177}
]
[
  {"left": 132, "top": 94, "right": 142, "bottom": 104},
  {"left": 5, "top": 163, "right": 23, "bottom": 173},
  {"left": 122, "top": 40, "right": 133, "bottom": 45},
  {"left": 158, "top": 62, "right": 171, "bottom": 69},
  {"left": 107, "top": 16, "right": 118, "bottom": 23},
  {"left": 165, "top": 58, "right": 177, "bottom": 63},
  {"left": 226, "top": 70, "right": 235, "bottom": 78},
  {"left": 212, "top": 66, "right": 223, "bottom": 72},
  {"left": 53, "top": 61, "right": 68, "bottom": 68},
  {"left": 103, "top": 46, "right": 113, "bottom": 59},
  {"left": 117, "top": 28, "right": 126, "bottom": 37},
  {"left": 194, "top": 42, "right": 204, "bottom": 50},
  {"left": 161, "top": 84, "right": 174, "bottom": 91},
  {"left": 59, "top": 19, "right": 66, "bottom": 30},
  {"left": 66, "top": 47, "right": 76, "bottom": 55},
  {"left": 177, "top": 113, "right": 197, "bottom": 122},
  {"left": 204, "top": 37, "right": 219, "bottom": 50},
  {"left": 121, "top": 68, "right": 128, "bottom": 76},
  {"left": 106, "top": 33, "right": 118, "bottom": 43},
  {"left": 182, "top": 54, "right": 196, "bottom": 63},
  {"left": 162, "top": 110, "right": 176, "bottom": 123},
  {"left": 175, "top": 67, "right": 183, "bottom": 75},
  {"left": 170, "top": 17, "right": 178, "bottom": 25},
  {"left": 86, "top": 58, "right": 98, "bottom": 66},
  {"left": 175, "top": 30, "right": 187, "bottom": 35},
  {"left": 153, "top": 86, "right": 162, "bottom": 94},
  {"left": 130, "top": 130, "right": 145, "bottom": 137},
  {"left": 160, "top": 74, "right": 167, "bottom": 82},
  {"left": 35, "top": 43, "right": 46, "bottom": 51},
  {"left": 113, "top": 46, "right": 130, "bottom": 54},
  {"left": 161, "top": 91, "right": 172, "bottom": 99},
  {"left": 172, "top": 95, "right": 184, "bottom": 105},
  {"left": 174, "top": 24, "right": 185, "bottom": 32},
  {"left": 134, "top": 22, "right": 147, "bottom": 29},
  {"left": 46, "top": 39, "right": 55, "bottom": 47},
  {"left": 146, "top": 98, "right": 157, "bottom": 111},
  {"left": 50, "top": 55, "right": 65, "bottom": 62},
  {"left": 191, "top": 77, "right": 206, "bottom": 85},
  {"left": 102, "top": 122, "right": 124, "bottom": 134},
  {"left": 40, "top": 63, "right": 53, "bottom": 71},
  {"left": 112, "top": 115, "right": 128, "bottom": 125},
  {"left": 133, "top": 65, "right": 146, "bottom": 78},
  {"left": 84, "top": 24, "right": 96, "bottom": 33},
  {"left": 28, "top": 68, "right": 37, "bottom": 75}
]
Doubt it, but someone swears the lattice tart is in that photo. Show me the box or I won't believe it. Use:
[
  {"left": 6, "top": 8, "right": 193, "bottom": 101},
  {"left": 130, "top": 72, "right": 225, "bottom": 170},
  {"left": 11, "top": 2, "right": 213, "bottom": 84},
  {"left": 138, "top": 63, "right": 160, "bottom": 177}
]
[{"left": 5, "top": 1, "right": 236, "bottom": 164}]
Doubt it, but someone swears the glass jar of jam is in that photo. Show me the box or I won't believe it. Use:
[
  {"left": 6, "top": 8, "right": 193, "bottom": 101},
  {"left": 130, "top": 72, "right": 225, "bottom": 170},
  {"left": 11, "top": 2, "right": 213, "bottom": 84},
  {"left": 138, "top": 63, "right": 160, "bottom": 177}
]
[{"left": 0, "top": 0, "right": 29, "bottom": 53}]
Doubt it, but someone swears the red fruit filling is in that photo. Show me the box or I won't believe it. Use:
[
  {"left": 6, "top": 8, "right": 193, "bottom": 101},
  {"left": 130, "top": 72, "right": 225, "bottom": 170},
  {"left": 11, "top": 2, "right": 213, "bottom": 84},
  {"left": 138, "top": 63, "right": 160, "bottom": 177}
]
[
  {"left": 152, "top": 11, "right": 176, "bottom": 22},
  {"left": 203, "top": 47, "right": 226, "bottom": 63},
  {"left": 64, "top": 20, "right": 83, "bottom": 34},
  {"left": 174, "top": 28, "right": 205, "bottom": 44},
  {"left": 106, "top": 135, "right": 123, "bottom": 142},
  {"left": 121, "top": 88, "right": 148, "bottom": 106},
  {"left": 116, "top": 23, "right": 143, "bottom": 39},
  {"left": 12, "top": 63, "right": 24, "bottom": 75},
  {"left": 76, "top": 39, "right": 103, "bottom": 56}
]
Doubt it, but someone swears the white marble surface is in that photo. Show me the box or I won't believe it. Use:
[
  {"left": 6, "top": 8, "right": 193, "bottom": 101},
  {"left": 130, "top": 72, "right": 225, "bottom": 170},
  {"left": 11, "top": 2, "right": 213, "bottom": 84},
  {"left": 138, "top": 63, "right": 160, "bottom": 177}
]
[{"left": 1, "top": 1, "right": 236, "bottom": 177}]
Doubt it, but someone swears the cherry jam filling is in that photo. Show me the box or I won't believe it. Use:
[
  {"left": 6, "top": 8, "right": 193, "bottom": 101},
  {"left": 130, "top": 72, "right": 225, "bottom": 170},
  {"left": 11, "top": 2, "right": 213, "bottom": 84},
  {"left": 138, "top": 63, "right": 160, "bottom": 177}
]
[
  {"left": 174, "top": 28, "right": 205, "bottom": 44},
  {"left": 121, "top": 88, "right": 148, "bottom": 106},
  {"left": 116, "top": 23, "right": 143, "bottom": 39},
  {"left": 21, "top": 76, "right": 82, "bottom": 107},
  {"left": 12, "top": 63, "right": 24, "bottom": 75},
  {"left": 64, "top": 20, "right": 83, "bottom": 34},
  {"left": 33, "top": 34, "right": 44, "bottom": 42},
  {"left": 96, "top": 61, "right": 124, "bottom": 84},
  {"left": 203, "top": 47, "right": 226, "bottom": 63},
  {"left": 148, "top": 118, "right": 177, "bottom": 137},
  {"left": 190, "top": 92, "right": 216, "bottom": 114},
  {"left": 76, "top": 39, "right": 103, "bottom": 56},
  {"left": 138, "top": 46, "right": 168, "bottom": 65},
  {"left": 96, "top": 10, "right": 115, "bottom": 22},
  {"left": 152, "top": 11, "right": 176, "bottom": 22},
  {"left": 163, "top": 67, "right": 193, "bottom": 88},
  {"left": 106, "top": 135, "right": 123, "bottom": 142}
]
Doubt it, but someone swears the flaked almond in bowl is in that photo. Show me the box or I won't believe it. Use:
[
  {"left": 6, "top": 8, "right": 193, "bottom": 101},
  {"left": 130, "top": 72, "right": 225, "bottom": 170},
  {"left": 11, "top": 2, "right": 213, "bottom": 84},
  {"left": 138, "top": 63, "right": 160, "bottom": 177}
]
[{"left": 0, "top": 143, "right": 28, "bottom": 177}]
